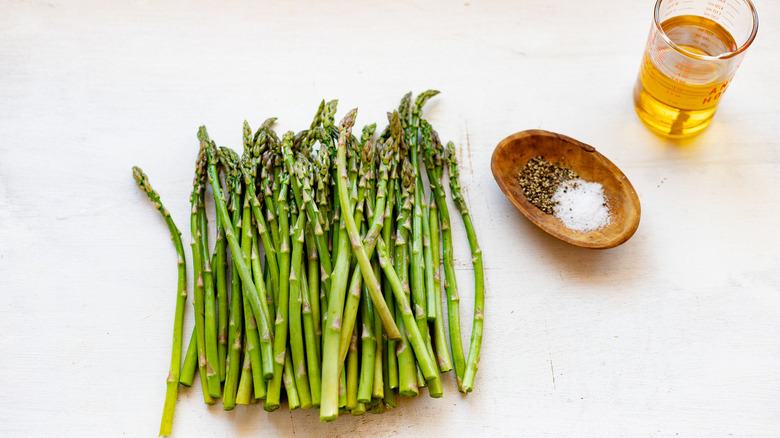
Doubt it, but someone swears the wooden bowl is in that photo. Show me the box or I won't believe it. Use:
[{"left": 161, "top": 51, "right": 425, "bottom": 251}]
[{"left": 491, "top": 130, "right": 640, "bottom": 249}]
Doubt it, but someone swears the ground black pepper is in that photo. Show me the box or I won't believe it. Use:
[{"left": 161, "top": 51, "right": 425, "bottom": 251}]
[{"left": 517, "top": 156, "right": 578, "bottom": 214}]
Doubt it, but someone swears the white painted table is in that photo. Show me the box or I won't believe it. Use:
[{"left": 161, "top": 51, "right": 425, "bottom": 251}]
[{"left": 2, "top": 0, "right": 779, "bottom": 436}]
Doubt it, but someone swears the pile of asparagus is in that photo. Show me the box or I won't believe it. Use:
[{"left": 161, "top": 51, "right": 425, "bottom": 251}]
[{"left": 133, "top": 92, "right": 485, "bottom": 436}]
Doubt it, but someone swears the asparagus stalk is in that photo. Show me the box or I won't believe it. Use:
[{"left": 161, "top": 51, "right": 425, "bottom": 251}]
[
  {"left": 357, "top": 275, "right": 377, "bottom": 403},
  {"left": 132, "top": 167, "right": 188, "bottom": 437},
  {"left": 187, "top": 147, "right": 216, "bottom": 406},
  {"left": 345, "top": 323, "right": 360, "bottom": 412},
  {"left": 287, "top": 210, "right": 313, "bottom": 409},
  {"left": 334, "top": 109, "right": 401, "bottom": 341},
  {"left": 235, "top": 338, "right": 253, "bottom": 405},
  {"left": 222, "top": 200, "right": 244, "bottom": 410},
  {"left": 393, "top": 174, "right": 418, "bottom": 398},
  {"left": 198, "top": 199, "right": 221, "bottom": 398},
  {"left": 429, "top": 192, "right": 452, "bottom": 372},
  {"left": 337, "top": 133, "right": 391, "bottom": 365},
  {"left": 265, "top": 135, "right": 294, "bottom": 411},
  {"left": 319, "top": 220, "right": 350, "bottom": 421},
  {"left": 375, "top": 234, "right": 437, "bottom": 383},
  {"left": 240, "top": 198, "right": 266, "bottom": 399},
  {"left": 179, "top": 329, "right": 197, "bottom": 387},
  {"left": 446, "top": 141, "right": 485, "bottom": 393},
  {"left": 213, "top": 219, "right": 228, "bottom": 382},
  {"left": 303, "top": 226, "right": 322, "bottom": 359},
  {"left": 201, "top": 128, "right": 276, "bottom": 388},
  {"left": 421, "top": 121, "right": 466, "bottom": 388},
  {"left": 382, "top": 174, "right": 399, "bottom": 391},
  {"left": 243, "top": 121, "right": 281, "bottom": 307},
  {"left": 299, "top": 256, "right": 322, "bottom": 407}
]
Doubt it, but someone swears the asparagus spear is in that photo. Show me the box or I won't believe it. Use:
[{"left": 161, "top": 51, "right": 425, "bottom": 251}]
[
  {"left": 132, "top": 167, "right": 187, "bottom": 437},
  {"left": 198, "top": 196, "right": 221, "bottom": 398},
  {"left": 287, "top": 209, "right": 313, "bottom": 409},
  {"left": 299, "top": 252, "right": 322, "bottom": 407},
  {"left": 421, "top": 121, "right": 466, "bottom": 388},
  {"left": 201, "top": 127, "right": 276, "bottom": 388},
  {"left": 213, "top": 216, "right": 228, "bottom": 382},
  {"left": 186, "top": 146, "right": 217, "bottom": 406},
  {"left": 334, "top": 109, "right": 401, "bottom": 340},
  {"left": 240, "top": 197, "right": 266, "bottom": 399},
  {"left": 429, "top": 191, "right": 453, "bottom": 372},
  {"left": 222, "top": 190, "right": 244, "bottom": 410},
  {"left": 178, "top": 329, "right": 197, "bottom": 387},
  {"left": 446, "top": 141, "right": 485, "bottom": 393},
  {"left": 319, "top": 219, "right": 350, "bottom": 421}
]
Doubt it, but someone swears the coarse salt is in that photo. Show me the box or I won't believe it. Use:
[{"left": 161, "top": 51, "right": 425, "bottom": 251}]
[{"left": 552, "top": 179, "right": 611, "bottom": 232}]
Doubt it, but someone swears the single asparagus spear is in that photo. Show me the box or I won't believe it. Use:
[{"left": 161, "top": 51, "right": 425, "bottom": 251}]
[
  {"left": 446, "top": 141, "right": 485, "bottom": 393},
  {"left": 303, "top": 224, "right": 322, "bottom": 360},
  {"left": 213, "top": 219, "right": 228, "bottom": 382},
  {"left": 337, "top": 138, "right": 390, "bottom": 365},
  {"left": 198, "top": 198, "right": 221, "bottom": 398},
  {"left": 265, "top": 137, "right": 294, "bottom": 411},
  {"left": 132, "top": 167, "right": 187, "bottom": 437},
  {"left": 240, "top": 198, "right": 266, "bottom": 399},
  {"left": 179, "top": 329, "right": 197, "bottom": 387},
  {"left": 235, "top": 338, "right": 254, "bottom": 405},
  {"left": 429, "top": 191, "right": 452, "bottom": 372},
  {"left": 421, "top": 121, "right": 466, "bottom": 388},
  {"left": 345, "top": 323, "right": 360, "bottom": 411},
  {"left": 393, "top": 158, "right": 420, "bottom": 397},
  {"left": 222, "top": 198, "right": 244, "bottom": 410},
  {"left": 282, "top": 350, "right": 301, "bottom": 411},
  {"left": 288, "top": 209, "right": 313, "bottom": 409},
  {"left": 382, "top": 171, "right": 399, "bottom": 392},
  {"left": 299, "top": 255, "right": 322, "bottom": 407},
  {"left": 334, "top": 109, "right": 401, "bottom": 340},
  {"left": 187, "top": 147, "right": 216, "bottom": 406},
  {"left": 319, "top": 220, "right": 351, "bottom": 421},
  {"left": 357, "top": 274, "right": 377, "bottom": 403}
]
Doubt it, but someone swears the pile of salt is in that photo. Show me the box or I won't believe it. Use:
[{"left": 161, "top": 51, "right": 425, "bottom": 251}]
[{"left": 552, "top": 179, "right": 611, "bottom": 232}]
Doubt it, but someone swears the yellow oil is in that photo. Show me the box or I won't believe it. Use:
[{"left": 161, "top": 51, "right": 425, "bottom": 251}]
[{"left": 634, "top": 15, "right": 738, "bottom": 138}]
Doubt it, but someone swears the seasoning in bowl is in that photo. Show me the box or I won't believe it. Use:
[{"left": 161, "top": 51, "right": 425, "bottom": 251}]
[{"left": 518, "top": 155, "right": 611, "bottom": 232}]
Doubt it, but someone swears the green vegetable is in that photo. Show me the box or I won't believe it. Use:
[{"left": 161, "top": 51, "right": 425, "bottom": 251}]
[{"left": 136, "top": 91, "right": 486, "bottom": 434}]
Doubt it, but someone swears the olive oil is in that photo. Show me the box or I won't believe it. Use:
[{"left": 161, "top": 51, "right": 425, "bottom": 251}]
[{"left": 634, "top": 15, "right": 738, "bottom": 138}]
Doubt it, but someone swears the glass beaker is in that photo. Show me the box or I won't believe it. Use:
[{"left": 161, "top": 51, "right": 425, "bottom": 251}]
[{"left": 633, "top": 0, "right": 758, "bottom": 138}]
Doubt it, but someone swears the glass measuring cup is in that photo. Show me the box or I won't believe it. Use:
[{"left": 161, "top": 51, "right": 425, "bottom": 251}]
[{"left": 633, "top": 0, "right": 758, "bottom": 138}]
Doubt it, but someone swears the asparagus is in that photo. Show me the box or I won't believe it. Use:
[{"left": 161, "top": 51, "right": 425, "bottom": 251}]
[
  {"left": 429, "top": 192, "right": 452, "bottom": 372},
  {"left": 337, "top": 133, "right": 391, "bottom": 365},
  {"left": 446, "top": 141, "right": 485, "bottom": 393},
  {"left": 319, "top": 213, "right": 351, "bottom": 420},
  {"left": 201, "top": 128, "right": 276, "bottom": 388},
  {"left": 265, "top": 134, "right": 294, "bottom": 411},
  {"left": 299, "top": 255, "right": 322, "bottom": 407},
  {"left": 187, "top": 146, "right": 216, "bottom": 406},
  {"left": 240, "top": 198, "right": 266, "bottom": 400},
  {"left": 222, "top": 195, "right": 244, "bottom": 410},
  {"left": 132, "top": 167, "right": 187, "bottom": 437},
  {"left": 139, "top": 92, "right": 487, "bottom": 433},
  {"left": 357, "top": 271, "right": 377, "bottom": 403},
  {"left": 235, "top": 338, "right": 254, "bottom": 405},
  {"left": 334, "top": 109, "right": 401, "bottom": 340},
  {"left": 421, "top": 121, "right": 466, "bottom": 388},
  {"left": 198, "top": 198, "right": 221, "bottom": 398},
  {"left": 287, "top": 209, "right": 313, "bottom": 409},
  {"left": 213, "top": 218, "right": 228, "bottom": 382},
  {"left": 178, "top": 329, "right": 197, "bottom": 387}
]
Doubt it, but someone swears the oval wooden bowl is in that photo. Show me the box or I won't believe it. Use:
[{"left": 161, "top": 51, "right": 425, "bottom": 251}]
[{"left": 491, "top": 130, "right": 641, "bottom": 249}]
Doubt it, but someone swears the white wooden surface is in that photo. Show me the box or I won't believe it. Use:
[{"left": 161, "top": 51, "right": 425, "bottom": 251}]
[{"left": 2, "top": 0, "right": 779, "bottom": 436}]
